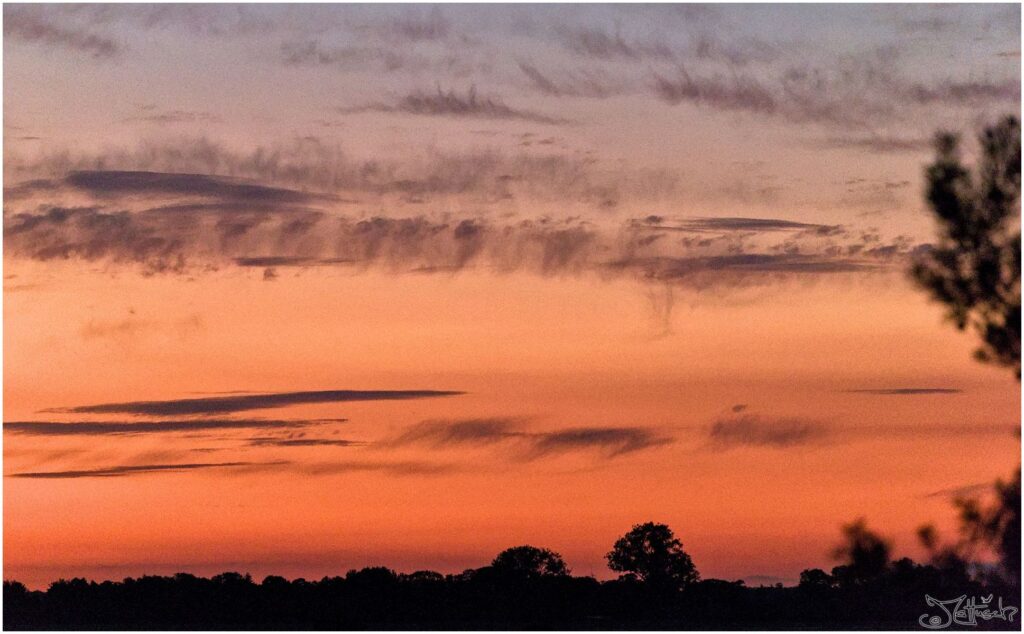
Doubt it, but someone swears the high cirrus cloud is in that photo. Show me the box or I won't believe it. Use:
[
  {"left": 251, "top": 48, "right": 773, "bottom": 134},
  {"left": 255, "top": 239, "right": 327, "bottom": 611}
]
[
  {"left": 4, "top": 418, "right": 347, "bottom": 436},
  {"left": 47, "top": 389, "right": 464, "bottom": 417},
  {"left": 7, "top": 461, "right": 284, "bottom": 479}
]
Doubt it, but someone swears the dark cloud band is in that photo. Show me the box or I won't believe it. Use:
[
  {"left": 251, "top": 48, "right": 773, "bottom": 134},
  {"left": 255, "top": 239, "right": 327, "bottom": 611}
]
[{"left": 48, "top": 389, "right": 464, "bottom": 417}]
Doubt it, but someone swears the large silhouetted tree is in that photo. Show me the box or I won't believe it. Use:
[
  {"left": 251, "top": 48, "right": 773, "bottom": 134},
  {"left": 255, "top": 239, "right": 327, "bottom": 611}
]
[
  {"left": 491, "top": 545, "right": 570, "bottom": 578},
  {"left": 911, "top": 116, "right": 1021, "bottom": 591},
  {"left": 912, "top": 115, "right": 1021, "bottom": 378},
  {"left": 606, "top": 522, "right": 699, "bottom": 590}
]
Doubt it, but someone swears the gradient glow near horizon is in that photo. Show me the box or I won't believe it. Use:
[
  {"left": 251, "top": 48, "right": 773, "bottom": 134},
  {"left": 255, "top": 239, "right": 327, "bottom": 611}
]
[{"left": 3, "top": 3, "right": 1021, "bottom": 589}]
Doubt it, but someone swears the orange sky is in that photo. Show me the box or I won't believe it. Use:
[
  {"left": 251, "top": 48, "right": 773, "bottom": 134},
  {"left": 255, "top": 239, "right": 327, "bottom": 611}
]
[{"left": 3, "top": 3, "right": 1020, "bottom": 590}]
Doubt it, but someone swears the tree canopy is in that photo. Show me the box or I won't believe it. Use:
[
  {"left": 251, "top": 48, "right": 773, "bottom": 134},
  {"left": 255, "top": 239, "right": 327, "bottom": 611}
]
[
  {"left": 912, "top": 115, "right": 1021, "bottom": 378},
  {"left": 605, "top": 521, "right": 699, "bottom": 590}
]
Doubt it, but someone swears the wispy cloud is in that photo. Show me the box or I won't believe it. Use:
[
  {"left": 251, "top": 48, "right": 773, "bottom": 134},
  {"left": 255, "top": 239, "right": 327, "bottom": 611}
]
[
  {"left": 391, "top": 418, "right": 522, "bottom": 447},
  {"left": 48, "top": 389, "right": 464, "bottom": 417},
  {"left": 246, "top": 437, "right": 364, "bottom": 448},
  {"left": 526, "top": 426, "right": 672, "bottom": 458},
  {"left": 814, "top": 135, "right": 931, "bottom": 154},
  {"left": 389, "top": 418, "right": 671, "bottom": 460},
  {"left": 845, "top": 388, "right": 963, "bottom": 395},
  {"left": 633, "top": 216, "right": 843, "bottom": 235},
  {"left": 65, "top": 170, "right": 330, "bottom": 204},
  {"left": 124, "top": 110, "right": 223, "bottom": 125},
  {"left": 653, "top": 67, "right": 776, "bottom": 114},
  {"left": 341, "top": 86, "right": 570, "bottom": 125},
  {"left": 558, "top": 25, "right": 673, "bottom": 61},
  {"left": 4, "top": 418, "right": 345, "bottom": 437},
  {"left": 7, "top": 461, "right": 285, "bottom": 479},
  {"left": 4, "top": 199, "right": 916, "bottom": 286},
  {"left": 4, "top": 6, "right": 120, "bottom": 58},
  {"left": 517, "top": 62, "right": 626, "bottom": 99},
  {"left": 707, "top": 415, "right": 828, "bottom": 449},
  {"left": 922, "top": 482, "right": 991, "bottom": 500}
]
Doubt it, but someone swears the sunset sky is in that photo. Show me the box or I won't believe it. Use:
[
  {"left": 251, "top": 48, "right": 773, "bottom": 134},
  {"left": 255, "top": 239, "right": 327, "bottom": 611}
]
[{"left": 3, "top": 3, "right": 1021, "bottom": 590}]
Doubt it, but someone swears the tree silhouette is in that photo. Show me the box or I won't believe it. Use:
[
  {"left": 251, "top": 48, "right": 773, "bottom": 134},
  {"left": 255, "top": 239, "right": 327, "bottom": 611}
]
[
  {"left": 910, "top": 115, "right": 1021, "bottom": 593},
  {"left": 930, "top": 468, "right": 1021, "bottom": 587},
  {"left": 830, "top": 518, "right": 891, "bottom": 587},
  {"left": 490, "top": 545, "right": 570, "bottom": 578},
  {"left": 798, "top": 568, "right": 833, "bottom": 588},
  {"left": 605, "top": 522, "right": 699, "bottom": 590},
  {"left": 912, "top": 115, "right": 1021, "bottom": 378}
]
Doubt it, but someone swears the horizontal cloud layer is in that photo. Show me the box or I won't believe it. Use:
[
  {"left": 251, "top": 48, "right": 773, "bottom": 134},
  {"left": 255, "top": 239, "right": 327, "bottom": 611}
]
[
  {"left": 4, "top": 418, "right": 346, "bottom": 436},
  {"left": 48, "top": 389, "right": 463, "bottom": 417},
  {"left": 7, "top": 461, "right": 283, "bottom": 479}
]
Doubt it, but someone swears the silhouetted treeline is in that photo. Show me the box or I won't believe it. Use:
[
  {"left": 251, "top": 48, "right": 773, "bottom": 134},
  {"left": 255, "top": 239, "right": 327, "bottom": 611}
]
[
  {"left": 5, "top": 517, "right": 1020, "bottom": 630},
  {"left": 4, "top": 559, "right": 1019, "bottom": 630}
]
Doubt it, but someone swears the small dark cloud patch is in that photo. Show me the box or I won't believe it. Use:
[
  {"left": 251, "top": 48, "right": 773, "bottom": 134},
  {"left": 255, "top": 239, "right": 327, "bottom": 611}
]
[
  {"left": 707, "top": 415, "right": 828, "bottom": 449},
  {"left": 7, "top": 461, "right": 286, "bottom": 479},
  {"left": 48, "top": 389, "right": 464, "bottom": 417},
  {"left": 65, "top": 170, "right": 327, "bottom": 204},
  {"left": 4, "top": 418, "right": 344, "bottom": 436},
  {"left": 526, "top": 426, "right": 672, "bottom": 458},
  {"left": 731, "top": 404, "right": 748, "bottom": 413},
  {"left": 391, "top": 418, "right": 522, "bottom": 447},
  {"left": 390, "top": 418, "right": 671, "bottom": 460},
  {"left": 846, "top": 388, "right": 963, "bottom": 395},
  {"left": 342, "top": 86, "right": 569, "bottom": 125}
]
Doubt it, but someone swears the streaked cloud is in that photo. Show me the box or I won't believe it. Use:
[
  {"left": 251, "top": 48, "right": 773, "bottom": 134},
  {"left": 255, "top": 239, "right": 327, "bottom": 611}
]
[
  {"left": 7, "top": 461, "right": 285, "bottom": 479},
  {"left": 4, "top": 418, "right": 344, "bottom": 437},
  {"left": 246, "top": 437, "right": 364, "bottom": 448},
  {"left": 845, "top": 388, "right": 963, "bottom": 395},
  {"left": 341, "top": 86, "right": 570, "bottom": 125},
  {"left": 48, "top": 389, "right": 464, "bottom": 417},
  {"left": 389, "top": 418, "right": 672, "bottom": 460}
]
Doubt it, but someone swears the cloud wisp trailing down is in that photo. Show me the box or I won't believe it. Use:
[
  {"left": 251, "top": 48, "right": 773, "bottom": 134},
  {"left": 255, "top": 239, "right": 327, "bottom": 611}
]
[
  {"left": 3, "top": 179, "right": 921, "bottom": 288},
  {"left": 4, "top": 418, "right": 346, "bottom": 436},
  {"left": 47, "top": 389, "right": 464, "bottom": 417},
  {"left": 388, "top": 418, "right": 672, "bottom": 460}
]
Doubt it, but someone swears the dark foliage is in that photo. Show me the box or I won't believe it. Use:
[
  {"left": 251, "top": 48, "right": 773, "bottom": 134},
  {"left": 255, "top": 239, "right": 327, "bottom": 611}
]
[
  {"left": 4, "top": 560, "right": 1018, "bottom": 630},
  {"left": 605, "top": 522, "right": 699, "bottom": 591},
  {"left": 912, "top": 115, "right": 1021, "bottom": 378}
]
